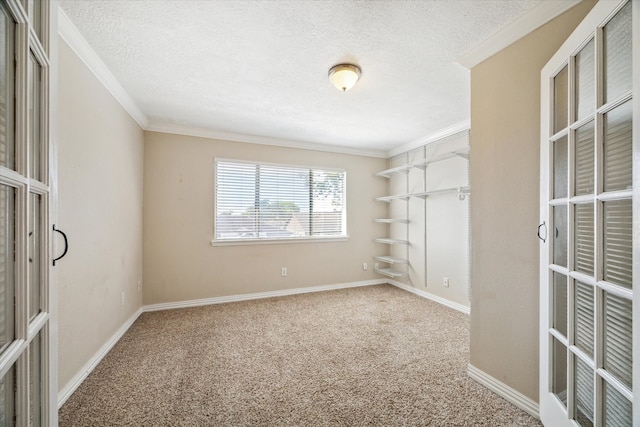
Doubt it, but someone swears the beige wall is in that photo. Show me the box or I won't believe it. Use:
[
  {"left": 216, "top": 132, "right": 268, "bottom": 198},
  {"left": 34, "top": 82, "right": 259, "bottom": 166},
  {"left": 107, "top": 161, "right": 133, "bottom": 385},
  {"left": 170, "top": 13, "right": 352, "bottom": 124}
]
[
  {"left": 143, "top": 131, "right": 387, "bottom": 305},
  {"left": 57, "top": 39, "right": 144, "bottom": 392},
  {"left": 469, "top": 0, "right": 597, "bottom": 402}
]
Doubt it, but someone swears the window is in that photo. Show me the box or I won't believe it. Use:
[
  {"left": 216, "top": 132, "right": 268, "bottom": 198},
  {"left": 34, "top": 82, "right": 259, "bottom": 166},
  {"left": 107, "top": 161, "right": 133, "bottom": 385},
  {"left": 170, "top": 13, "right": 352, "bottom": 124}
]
[{"left": 214, "top": 159, "right": 346, "bottom": 243}]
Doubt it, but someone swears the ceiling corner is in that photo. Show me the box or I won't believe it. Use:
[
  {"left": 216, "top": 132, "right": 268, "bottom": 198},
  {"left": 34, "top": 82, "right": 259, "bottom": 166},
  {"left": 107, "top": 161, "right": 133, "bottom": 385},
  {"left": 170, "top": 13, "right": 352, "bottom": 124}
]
[
  {"left": 146, "top": 121, "right": 389, "bottom": 159},
  {"left": 457, "top": 0, "right": 582, "bottom": 69},
  {"left": 57, "top": 6, "right": 149, "bottom": 129},
  {"left": 386, "top": 121, "right": 470, "bottom": 158}
]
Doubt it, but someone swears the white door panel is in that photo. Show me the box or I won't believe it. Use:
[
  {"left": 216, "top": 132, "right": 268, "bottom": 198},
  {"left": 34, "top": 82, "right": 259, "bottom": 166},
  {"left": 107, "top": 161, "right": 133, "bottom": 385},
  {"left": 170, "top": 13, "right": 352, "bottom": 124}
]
[
  {"left": 540, "top": 1, "right": 636, "bottom": 425},
  {"left": 0, "top": 0, "right": 54, "bottom": 425}
]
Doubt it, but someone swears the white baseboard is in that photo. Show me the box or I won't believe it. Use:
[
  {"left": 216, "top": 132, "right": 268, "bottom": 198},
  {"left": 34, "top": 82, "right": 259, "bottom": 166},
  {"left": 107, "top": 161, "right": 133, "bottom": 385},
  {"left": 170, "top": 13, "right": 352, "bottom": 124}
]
[
  {"left": 59, "top": 280, "right": 385, "bottom": 407},
  {"left": 388, "top": 280, "right": 470, "bottom": 315},
  {"left": 467, "top": 364, "right": 540, "bottom": 419},
  {"left": 143, "top": 279, "right": 387, "bottom": 312},
  {"left": 57, "top": 308, "right": 143, "bottom": 408},
  {"left": 58, "top": 279, "right": 463, "bottom": 408}
]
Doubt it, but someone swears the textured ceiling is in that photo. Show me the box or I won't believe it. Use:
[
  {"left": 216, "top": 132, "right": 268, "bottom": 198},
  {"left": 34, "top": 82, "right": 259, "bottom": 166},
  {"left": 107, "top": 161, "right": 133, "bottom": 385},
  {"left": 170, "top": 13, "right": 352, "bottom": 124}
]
[{"left": 58, "top": 0, "right": 540, "bottom": 153}]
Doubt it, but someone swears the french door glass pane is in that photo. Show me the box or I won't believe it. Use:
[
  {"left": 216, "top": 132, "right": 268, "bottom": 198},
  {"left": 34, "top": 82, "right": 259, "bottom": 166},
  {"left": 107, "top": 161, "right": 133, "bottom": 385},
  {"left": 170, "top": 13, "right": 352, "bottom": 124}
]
[
  {"left": 603, "top": 381, "right": 632, "bottom": 426},
  {"left": 29, "top": 193, "right": 41, "bottom": 320},
  {"left": 0, "top": 366, "right": 14, "bottom": 426},
  {"left": 29, "top": 333, "right": 41, "bottom": 426},
  {"left": 552, "top": 336, "right": 568, "bottom": 407},
  {"left": 574, "top": 121, "right": 594, "bottom": 196},
  {"left": 574, "top": 356, "right": 593, "bottom": 427},
  {"left": 575, "top": 39, "right": 594, "bottom": 121},
  {"left": 574, "top": 356, "right": 594, "bottom": 426},
  {"left": 28, "top": 0, "right": 42, "bottom": 41},
  {"left": 554, "top": 136, "right": 568, "bottom": 199},
  {"left": 574, "top": 204, "right": 594, "bottom": 276},
  {"left": 553, "top": 272, "right": 567, "bottom": 336},
  {"left": 575, "top": 281, "right": 594, "bottom": 357},
  {"left": 603, "top": 101, "right": 632, "bottom": 192},
  {"left": 603, "top": 199, "right": 632, "bottom": 288},
  {"left": 603, "top": 292, "right": 632, "bottom": 389},
  {"left": 0, "top": 185, "right": 14, "bottom": 355},
  {"left": 603, "top": 1, "right": 632, "bottom": 104},
  {"left": 2, "top": 0, "right": 49, "bottom": 423},
  {"left": 554, "top": 66, "right": 568, "bottom": 134},
  {"left": 28, "top": 52, "right": 41, "bottom": 182},
  {"left": 554, "top": 205, "right": 567, "bottom": 267},
  {"left": 0, "top": 4, "right": 14, "bottom": 170}
]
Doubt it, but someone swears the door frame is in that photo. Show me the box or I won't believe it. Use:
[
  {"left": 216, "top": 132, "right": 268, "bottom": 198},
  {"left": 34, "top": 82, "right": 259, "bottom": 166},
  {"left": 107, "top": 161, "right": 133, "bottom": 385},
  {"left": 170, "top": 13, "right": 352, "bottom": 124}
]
[
  {"left": 0, "top": 0, "right": 57, "bottom": 424},
  {"left": 47, "top": 0, "right": 58, "bottom": 424}
]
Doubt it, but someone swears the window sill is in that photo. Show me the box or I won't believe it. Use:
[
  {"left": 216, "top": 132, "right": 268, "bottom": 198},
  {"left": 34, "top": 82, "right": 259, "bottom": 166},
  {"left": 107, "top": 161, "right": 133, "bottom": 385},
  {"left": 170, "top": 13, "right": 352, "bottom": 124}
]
[{"left": 211, "top": 236, "right": 349, "bottom": 247}]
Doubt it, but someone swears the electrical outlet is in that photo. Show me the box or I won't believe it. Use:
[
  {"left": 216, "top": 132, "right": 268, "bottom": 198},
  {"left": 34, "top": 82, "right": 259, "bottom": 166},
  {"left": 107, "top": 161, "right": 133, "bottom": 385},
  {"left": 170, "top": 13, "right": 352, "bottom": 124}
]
[
  {"left": 443, "top": 277, "right": 449, "bottom": 287},
  {"left": 137, "top": 280, "right": 142, "bottom": 292},
  {"left": 363, "top": 262, "right": 368, "bottom": 271},
  {"left": 281, "top": 267, "right": 287, "bottom": 277},
  {"left": 121, "top": 291, "right": 125, "bottom": 305},
  {"left": 374, "top": 263, "right": 379, "bottom": 270}
]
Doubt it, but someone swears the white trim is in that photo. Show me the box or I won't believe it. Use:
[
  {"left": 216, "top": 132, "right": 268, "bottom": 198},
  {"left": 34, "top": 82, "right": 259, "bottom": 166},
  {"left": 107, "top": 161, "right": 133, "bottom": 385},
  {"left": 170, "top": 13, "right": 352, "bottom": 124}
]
[
  {"left": 57, "top": 308, "right": 143, "bottom": 408},
  {"left": 49, "top": 1, "right": 60, "bottom": 424},
  {"left": 56, "top": 6, "right": 148, "bottom": 129},
  {"left": 143, "top": 279, "right": 386, "bottom": 312},
  {"left": 58, "top": 281, "right": 385, "bottom": 407},
  {"left": 386, "top": 121, "right": 470, "bottom": 158},
  {"left": 57, "top": 278, "right": 473, "bottom": 408},
  {"left": 211, "top": 237, "right": 349, "bottom": 247},
  {"left": 56, "top": 4, "right": 389, "bottom": 159},
  {"left": 146, "top": 121, "right": 388, "bottom": 159},
  {"left": 457, "top": 0, "right": 581, "bottom": 69},
  {"left": 56, "top": 4, "right": 474, "bottom": 160},
  {"left": 467, "top": 363, "right": 540, "bottom": 419},
  {"left": 388, "top": 280, "right": 470, "bottom": 315},
  {"left": 633, "top": 0, "right": 640, "bottom": 423},
  {"left": 538, "top": 2, "right": 632, "bottom": 425}
]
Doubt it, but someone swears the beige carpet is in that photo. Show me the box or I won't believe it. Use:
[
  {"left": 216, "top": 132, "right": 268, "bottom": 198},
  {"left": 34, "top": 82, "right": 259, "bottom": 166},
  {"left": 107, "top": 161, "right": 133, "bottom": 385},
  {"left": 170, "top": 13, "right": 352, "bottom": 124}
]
[{"left": 59, "top": 284, "right": 541, "bottom": 426}]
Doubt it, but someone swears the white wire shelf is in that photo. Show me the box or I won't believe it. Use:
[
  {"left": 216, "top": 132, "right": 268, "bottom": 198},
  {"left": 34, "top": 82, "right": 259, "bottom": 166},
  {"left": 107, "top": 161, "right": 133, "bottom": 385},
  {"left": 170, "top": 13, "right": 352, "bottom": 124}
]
[
  {"left": 409, "top": 186, "right": 471, "bottom": 199},
  {"left": 375, "top": 194, "right": 411, "bottom": 203},
  {"left": 374, "top": 268, "right": 408, "bottom": 279},
  {"left": 413, "top": 148, "right": 470, "bottom": 168},
  {"left": 373, "top": 218, "right": 409, "bottom": 224},
  {"left": 375, "top": 164, "right": 413, "bottom": 178},
  {"left": 374, "top": 238, "right": 409, "bottom": 245},
  {"left": 374, "top": 255, "right": 408, "bottom": 264},
  {"left": 375, "top": 148, "right": 470, "bottom": 179},
  {"left": 376, "top": 187, "right": 470, "bottom": 202}
]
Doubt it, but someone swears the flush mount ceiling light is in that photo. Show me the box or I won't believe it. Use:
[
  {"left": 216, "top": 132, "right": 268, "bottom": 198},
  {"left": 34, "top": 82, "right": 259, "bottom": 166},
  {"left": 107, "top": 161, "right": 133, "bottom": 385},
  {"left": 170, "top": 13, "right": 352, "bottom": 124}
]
[{"left": 328, "top": 63, "right": 361, "bottom": 92}]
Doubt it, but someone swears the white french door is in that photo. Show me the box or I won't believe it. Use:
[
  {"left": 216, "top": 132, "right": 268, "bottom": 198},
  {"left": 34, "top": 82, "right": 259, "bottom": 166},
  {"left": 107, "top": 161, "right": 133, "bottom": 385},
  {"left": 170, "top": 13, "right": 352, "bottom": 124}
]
[
  {"left": 540, "top": 1, "right": 637, "bottom": 426},
  {"left": 0, "top": 0, "right": 54, "bottom": 425}
]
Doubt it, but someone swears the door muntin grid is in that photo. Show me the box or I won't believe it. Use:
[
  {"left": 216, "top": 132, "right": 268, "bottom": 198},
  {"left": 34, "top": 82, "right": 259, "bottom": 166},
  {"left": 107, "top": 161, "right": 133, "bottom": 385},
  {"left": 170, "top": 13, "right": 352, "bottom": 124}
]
[
  {"left": 545, "top": 1, "right": 633, "bottom": 425},
  {"left": 0, "top": 0, "right": 51, "bottom": 425}
]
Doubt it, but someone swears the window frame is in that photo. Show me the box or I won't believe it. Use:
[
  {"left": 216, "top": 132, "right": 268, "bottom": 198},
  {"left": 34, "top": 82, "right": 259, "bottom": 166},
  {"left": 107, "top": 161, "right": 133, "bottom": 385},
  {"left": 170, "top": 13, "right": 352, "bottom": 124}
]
[{"left": 212, "top": 158, "right": 348, "bottom": 246}]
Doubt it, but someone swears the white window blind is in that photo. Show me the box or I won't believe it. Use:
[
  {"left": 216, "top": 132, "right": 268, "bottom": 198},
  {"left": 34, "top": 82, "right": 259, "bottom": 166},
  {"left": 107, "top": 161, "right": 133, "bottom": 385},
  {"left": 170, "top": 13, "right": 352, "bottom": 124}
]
[{"left": 215, "top": 159, "right": 346, "bottom": 242}]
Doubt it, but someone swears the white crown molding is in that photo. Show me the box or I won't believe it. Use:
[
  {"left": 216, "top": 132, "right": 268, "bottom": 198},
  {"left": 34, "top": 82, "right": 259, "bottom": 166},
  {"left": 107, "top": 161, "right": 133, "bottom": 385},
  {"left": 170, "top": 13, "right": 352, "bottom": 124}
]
[
  {"left": 457, "top": 0, "right": 582, "bottom": 69},
  {"left": 57, "top": 4, "right": 473, "bottom": 160},
  {"left": 57, "top": 6, "right": 149, "bottom": 129},
  {"left": 388, "top": 280, "right": 470, "bottom": 315},
  {"left": 146, "top": 121, "right": 388, "bottom": 158},
  {"left": 386, "top": 120, "right": 470, "bottom": 158},
  {"left": 58, "top": 308, "right": 143, "bottom": 408},
  {"left": 467, "top": 364, "right": 540, "bottom": 419}
]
